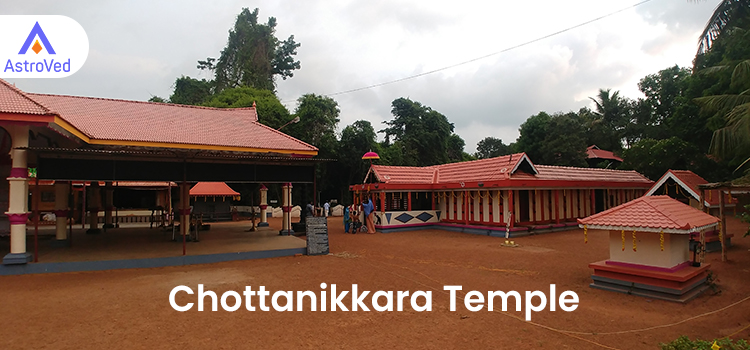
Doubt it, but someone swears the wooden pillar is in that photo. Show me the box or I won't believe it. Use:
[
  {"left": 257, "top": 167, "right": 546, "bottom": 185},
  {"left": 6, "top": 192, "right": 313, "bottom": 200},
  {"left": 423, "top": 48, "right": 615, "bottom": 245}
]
[
  {"left": 407, "top": 191, "right": 412, "bottom": 211},
  {"left": 699, "top": 188, "right": 706, "bottom": 213},
  {"left": 431, "top": 192, "right": 435, "bottom": 211},
  {"left": 380, "top": 191, "right": 386, "bottom": 213},
  {"left": 554, "top": 190, "right": 560, "bottom": 224},
  {"left": 719, "top": 190, "right": 727, "bottom": 262},
  {"left": 464, "top": 191, "right": 469, "bottom": 225}
]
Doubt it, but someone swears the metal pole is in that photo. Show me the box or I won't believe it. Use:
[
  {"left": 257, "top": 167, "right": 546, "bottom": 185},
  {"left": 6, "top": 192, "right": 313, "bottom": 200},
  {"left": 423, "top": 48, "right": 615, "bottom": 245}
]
[{"left": 68, "top": 182, "right": 73, "bottom": 247}]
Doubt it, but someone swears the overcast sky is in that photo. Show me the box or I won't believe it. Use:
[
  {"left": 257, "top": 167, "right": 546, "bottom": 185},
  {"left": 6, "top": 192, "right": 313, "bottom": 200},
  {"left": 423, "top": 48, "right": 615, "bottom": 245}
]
[{"left": 3, "top": 0, "right": 720, "bottom": 153}]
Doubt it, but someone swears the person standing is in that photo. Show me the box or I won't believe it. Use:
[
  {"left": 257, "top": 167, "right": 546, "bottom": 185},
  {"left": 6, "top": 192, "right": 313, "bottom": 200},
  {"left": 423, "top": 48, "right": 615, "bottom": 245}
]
[
  {"left": 362, "top": 197, "right": 376, "bottom": 234},
  {"left": 324, "top": 201, "right": 330, "bottom": 217}
]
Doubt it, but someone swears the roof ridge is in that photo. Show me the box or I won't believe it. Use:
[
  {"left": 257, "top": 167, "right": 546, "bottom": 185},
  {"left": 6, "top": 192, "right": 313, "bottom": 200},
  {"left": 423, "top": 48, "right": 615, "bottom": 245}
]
[
  {"left": 0, "top": 79, "right": 57, "bottom": 115},
  {"left": 249, "top": 120, "right": 318, "bottom": 151},
  {"left": 641, "top": 196, "right": 683, "bottom": 229},
  {"left": 435, "top": 152, "right": 523, "bottom": 169},
  {"left": 27, "top": 92, "right": 259, "bottom": 112}
]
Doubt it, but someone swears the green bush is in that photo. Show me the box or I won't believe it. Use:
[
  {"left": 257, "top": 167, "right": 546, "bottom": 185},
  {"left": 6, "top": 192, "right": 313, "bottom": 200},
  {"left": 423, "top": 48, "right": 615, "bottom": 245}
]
[{"left": 660, "top": 336, "right": 749, "bottom": 350}]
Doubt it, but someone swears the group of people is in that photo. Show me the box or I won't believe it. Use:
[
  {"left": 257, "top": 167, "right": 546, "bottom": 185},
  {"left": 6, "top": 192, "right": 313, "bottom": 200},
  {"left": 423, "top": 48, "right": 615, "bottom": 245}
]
[
  {"left": 304, "top": 197, "right": 376, "bottom": 234},
  {"left": 305, "top": 201, "right": 333, "bottom": 218},
  {"left": 344, "top": 197, "right": 376, "bottom": 234}
]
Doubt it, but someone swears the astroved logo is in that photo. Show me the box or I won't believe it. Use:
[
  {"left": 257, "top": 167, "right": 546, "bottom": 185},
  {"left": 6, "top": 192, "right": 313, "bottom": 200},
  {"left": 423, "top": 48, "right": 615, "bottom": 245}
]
[
  {"left": 0, "top": 15, "right": 89, "bottom": 78},
  {"left": 18, "top": 22, "right": 56, "bottom": 55}
]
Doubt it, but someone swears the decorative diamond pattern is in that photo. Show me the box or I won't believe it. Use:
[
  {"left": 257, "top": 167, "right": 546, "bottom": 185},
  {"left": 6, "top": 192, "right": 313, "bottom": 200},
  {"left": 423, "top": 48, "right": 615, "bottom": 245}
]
[
  {"left": 395, "top": 213, "right": 414, "bottom": 223},
  {"left": 385, "top": 213, "right": 392, "bottom": 224},
  {"left": 415, "top": 212, "right": 433, "bottom": 222}
]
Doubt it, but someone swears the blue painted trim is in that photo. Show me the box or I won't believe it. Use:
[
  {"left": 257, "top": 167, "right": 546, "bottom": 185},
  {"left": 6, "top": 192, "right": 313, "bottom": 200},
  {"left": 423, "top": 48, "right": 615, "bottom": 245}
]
[{"left": 0, "top": 248, "right": 306, "bottom": 276}]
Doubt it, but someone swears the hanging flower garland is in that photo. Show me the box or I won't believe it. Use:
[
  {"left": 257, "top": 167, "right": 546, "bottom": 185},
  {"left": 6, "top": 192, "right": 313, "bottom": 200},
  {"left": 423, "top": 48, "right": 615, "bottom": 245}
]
[
  {"left": 632, "top": 230, "right": 637, "bottom": 252},
  {"left": 584, "top": 225, "right": 588, "bottom": 244},
  {"left": 660, "top": 230, "right": 664, "bottom": 251},
  {"left": 621, "top": 230, "right": 625, "bottom": 251}
]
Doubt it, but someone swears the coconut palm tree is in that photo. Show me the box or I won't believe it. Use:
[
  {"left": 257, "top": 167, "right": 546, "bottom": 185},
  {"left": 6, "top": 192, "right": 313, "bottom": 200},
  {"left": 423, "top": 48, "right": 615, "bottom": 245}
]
[
  {"left": 696, "top": 59, "right": 750, "bottom": 169},
  {"left": 697, "top": 0, "right": 750, "bottom": 55}
]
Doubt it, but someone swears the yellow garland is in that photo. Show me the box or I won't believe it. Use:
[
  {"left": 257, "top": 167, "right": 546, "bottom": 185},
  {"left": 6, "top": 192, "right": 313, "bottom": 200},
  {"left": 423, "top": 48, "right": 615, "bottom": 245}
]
[
  {"left": 584, "top": 225, "right": 588, "bottom": 244},
  {"left": 632, "top": 230, "right": 637, "bottom": 252},
  {"left": 718, "top": 221, "right": 723, "bottom": 242},
  {"left": 660, "top": 230, "right": 664, "bottom": 251},
  {"left": 621, "top": 230, "right": 625, "bottom": 251}
]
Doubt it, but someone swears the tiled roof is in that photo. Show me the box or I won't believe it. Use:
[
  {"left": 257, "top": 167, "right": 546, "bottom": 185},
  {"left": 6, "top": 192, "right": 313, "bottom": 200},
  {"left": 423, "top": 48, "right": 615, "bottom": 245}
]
[
  {"left": 646, "top": 170, "right": 731, "bottom": 207},
  {"left": 371, "top": 165, "right": 438, "bottom": 184},
  {"left": 369, "top": 153, "right": 652, "bottom": 186},
  {"left": 0, "top": 79, "right": 316, "bottom": 154},
  {"left": 0, "top": 79, "right": 54, "bottom": 115},
  {"left": 29, "top": 93, "right": 316, "bottom": 153},
  {"left": 578, "top": 195, "right": 719, "bottom": 233},
  {"left": 535, "top": 165, "right": 650, "bottom": 183},
  {"left": 586, "top": 145, "right": 623, "bottom": 162},
  {"left": 190, "top": 182, "right": 240, "bottom": 197}
]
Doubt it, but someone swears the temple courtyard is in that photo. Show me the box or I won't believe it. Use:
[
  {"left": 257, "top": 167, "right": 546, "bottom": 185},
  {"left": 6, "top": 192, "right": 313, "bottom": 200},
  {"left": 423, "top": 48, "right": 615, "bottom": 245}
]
[{"left": 0, "top": 217, "right": 748, "bottom": 349}]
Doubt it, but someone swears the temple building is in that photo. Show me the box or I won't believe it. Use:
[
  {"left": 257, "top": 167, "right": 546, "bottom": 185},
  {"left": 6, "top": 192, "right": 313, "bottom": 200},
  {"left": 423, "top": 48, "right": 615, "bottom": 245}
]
[
  {"left": 0, "top": 78, "right": 318, "bottom": 265},
  {"left": 350, "top": 153, "right": 653, "bottom": 236}
]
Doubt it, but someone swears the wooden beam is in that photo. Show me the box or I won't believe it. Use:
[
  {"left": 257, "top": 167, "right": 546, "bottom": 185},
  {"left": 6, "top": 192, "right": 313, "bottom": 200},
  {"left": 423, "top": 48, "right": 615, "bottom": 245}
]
[{"left": 719, "top": 190, "right": 727, "bottom": 262}]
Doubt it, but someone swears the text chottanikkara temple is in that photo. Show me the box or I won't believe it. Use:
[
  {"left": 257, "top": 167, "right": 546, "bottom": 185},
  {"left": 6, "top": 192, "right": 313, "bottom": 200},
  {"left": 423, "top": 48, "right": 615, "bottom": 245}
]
[{"left": 350, "top": 153, "right": 654, "bottom": 236}]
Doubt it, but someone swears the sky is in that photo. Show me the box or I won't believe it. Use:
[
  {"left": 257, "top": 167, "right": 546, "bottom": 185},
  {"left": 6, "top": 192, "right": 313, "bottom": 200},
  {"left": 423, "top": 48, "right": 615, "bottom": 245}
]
[{"left": 2, "top": 0, "right": 721, "bottom": 153}]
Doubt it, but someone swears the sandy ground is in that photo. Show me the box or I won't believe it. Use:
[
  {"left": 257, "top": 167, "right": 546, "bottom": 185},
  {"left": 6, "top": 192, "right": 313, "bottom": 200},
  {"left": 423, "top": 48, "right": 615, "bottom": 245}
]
[{"left": 1, "top": 216, "right": 748, "bottom": 349}]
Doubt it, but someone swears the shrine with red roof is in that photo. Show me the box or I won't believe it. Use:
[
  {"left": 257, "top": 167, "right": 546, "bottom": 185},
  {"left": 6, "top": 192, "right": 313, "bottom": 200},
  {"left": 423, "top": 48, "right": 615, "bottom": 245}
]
[{"left": 350, "top": 152, "right": 654, "bottom": 236}]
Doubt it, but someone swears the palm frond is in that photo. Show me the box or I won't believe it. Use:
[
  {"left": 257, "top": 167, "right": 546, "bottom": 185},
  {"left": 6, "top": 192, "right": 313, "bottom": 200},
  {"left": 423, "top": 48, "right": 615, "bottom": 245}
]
[
  {"left": 697, "top": 64, "right": 729, "bottom": 75},
  {"left": 731, "top": 59, "right": 750, "bottom": 87},
  {"left": 697, "top": 0, "right": 735, "bottom": 54},
  {"left": 694, "top": 94, "right": 750, "bottom": 112}
]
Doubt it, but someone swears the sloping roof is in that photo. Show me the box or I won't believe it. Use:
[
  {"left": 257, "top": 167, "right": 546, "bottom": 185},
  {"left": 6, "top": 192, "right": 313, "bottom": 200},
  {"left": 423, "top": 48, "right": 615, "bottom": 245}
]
[
  {"left": 368, "top": 153, "right": 651, "bottom": 187},
  {"left": 578, "top": 195, "right": 719, "bottom": 233},
  {"left": 190, "top": 182, "right": 240, "bottom": 197},
  {"left": 0, "top": 79, "right": 317, "bottom": 155},
  {"left": 0, "top": 79, "right": 55, "bottom": 116},
  {"left": 645, "top": 170, "right": 730, "bottom": 207},
  {"left": 586, "top": 145, "right": 623, "bottom": 162}
]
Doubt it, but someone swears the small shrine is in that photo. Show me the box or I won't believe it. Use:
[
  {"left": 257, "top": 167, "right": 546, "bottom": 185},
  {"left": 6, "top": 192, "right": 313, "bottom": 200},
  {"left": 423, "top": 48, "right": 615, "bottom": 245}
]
[{"left": 578, "top": 196, "right": 719, "bottom": 303}]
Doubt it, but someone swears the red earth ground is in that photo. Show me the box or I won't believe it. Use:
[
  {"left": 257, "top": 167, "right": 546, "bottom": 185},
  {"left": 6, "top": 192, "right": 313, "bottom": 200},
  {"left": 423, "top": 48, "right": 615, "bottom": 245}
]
[{"left": 1, "top": 216, "right": 748, "bottom": 349}]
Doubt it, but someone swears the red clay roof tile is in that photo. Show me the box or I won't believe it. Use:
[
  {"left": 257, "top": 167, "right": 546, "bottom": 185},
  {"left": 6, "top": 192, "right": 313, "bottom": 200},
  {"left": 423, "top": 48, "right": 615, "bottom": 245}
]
[
  {"left": 370, "top": 153, "right": 652, "bottom": 186},
  {"left": 0, "top": 79, "right": 54, "bottom": 116},
  {"left": 586, "top": 145, "right": 623, "bottom": 162},
  {"left": 578, "top": 195, "right": 719, "bottom": 233},
  {"left": 28, "top": 93, "right": 316, "bottom": 153}
]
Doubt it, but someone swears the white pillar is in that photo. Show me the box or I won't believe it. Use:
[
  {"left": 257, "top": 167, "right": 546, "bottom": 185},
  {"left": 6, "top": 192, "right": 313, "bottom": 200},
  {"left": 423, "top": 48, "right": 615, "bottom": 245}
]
[
  {"left": 280, "top": 183, "right": 293, "bottom": 235},
  {"left": 438, "top": 192, "right": 447, "bottom": 221},
  {"left": 258, "top": 184, "right": 269, "bottom": 227},
  {"left": 3, "top": 125, "right": 32, "bottom": 264},
  {"left": 54, "top": 181, "right": 69, "bottom": 241}
]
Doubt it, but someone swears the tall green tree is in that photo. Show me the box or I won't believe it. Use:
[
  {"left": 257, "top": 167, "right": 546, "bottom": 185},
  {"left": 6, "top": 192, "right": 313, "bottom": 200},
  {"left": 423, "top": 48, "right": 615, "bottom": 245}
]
[
  {"left": 286, "top": 94, "right": 340, "bottom": 151},
  {"left": 538, "top": 112, "right": 588, "bottom": 167},
  {"left": 169, "top": 76, "right": 214, "bottom": 105},
  {"left": 380, "top": 98, "right": 455, "bottom": 166},
  {"left": 339, "top": 120, "right": 378, "bottom": 187},
  {"left": 203, "top": 86, "right": 291, "bottom": 129},
  {"left": 515, "top": 111, "right": 551, "bottom": 161},
  {"left": 203, "top": 8, "right": 300, "bottom": 92},
  {"left": 589, "top": 89, "right": 629, "bottom": 151},
  {"left": 475, "top": 137, "right": 512, "bottom": 159}
]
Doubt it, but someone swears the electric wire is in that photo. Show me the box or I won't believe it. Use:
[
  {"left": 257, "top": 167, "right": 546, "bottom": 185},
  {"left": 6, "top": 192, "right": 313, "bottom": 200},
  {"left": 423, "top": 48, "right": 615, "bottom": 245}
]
[{"left": 283, "top": 0, "right": 655, "bottom": 104}]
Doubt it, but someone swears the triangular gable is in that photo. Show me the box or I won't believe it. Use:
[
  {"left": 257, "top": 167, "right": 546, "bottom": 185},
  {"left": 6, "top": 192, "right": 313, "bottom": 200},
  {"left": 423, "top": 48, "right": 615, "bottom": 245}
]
[
  {"left": 510, "top": 153, "right": 538, "bottom": 175},
  {"left": 645, "top": 170, "right": 731, "bottom": 208}
]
